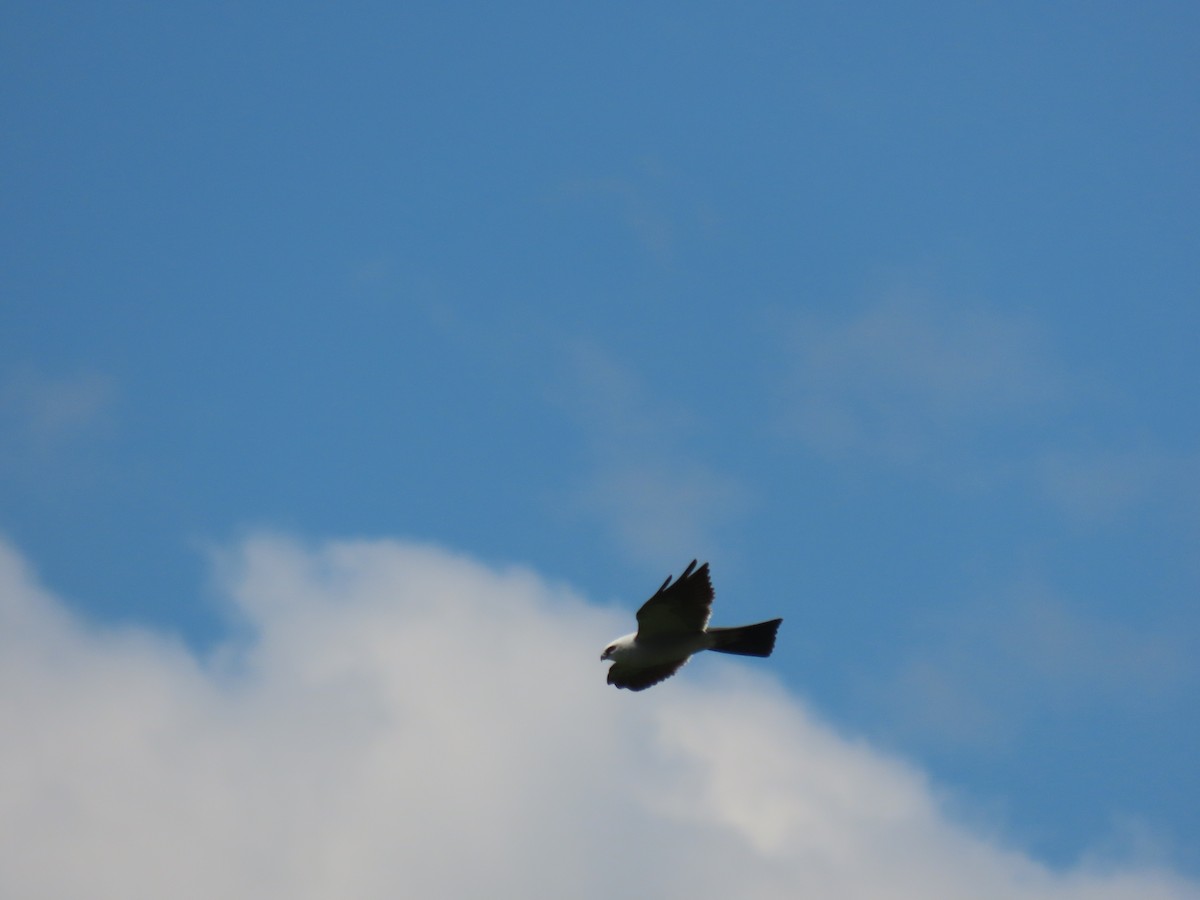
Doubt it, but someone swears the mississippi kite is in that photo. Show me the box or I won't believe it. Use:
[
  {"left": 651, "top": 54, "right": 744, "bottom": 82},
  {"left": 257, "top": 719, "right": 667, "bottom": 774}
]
[{"left": 601, "top": 560, "right": 783, "bottom": 691}]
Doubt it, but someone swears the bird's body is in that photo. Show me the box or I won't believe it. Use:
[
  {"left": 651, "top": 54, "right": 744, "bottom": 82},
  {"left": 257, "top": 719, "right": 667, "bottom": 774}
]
[
  {"left": 601, "top": 560, "right": 782, "bottom": 691},
  {"left": 602, "top": 630, "right": 712, "bottom": 667}
]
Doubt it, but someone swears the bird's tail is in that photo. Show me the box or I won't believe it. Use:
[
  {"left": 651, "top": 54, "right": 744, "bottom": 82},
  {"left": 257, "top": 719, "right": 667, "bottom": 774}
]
[{"left": 707, "top": 619, "right": 782, "bottom": 657}]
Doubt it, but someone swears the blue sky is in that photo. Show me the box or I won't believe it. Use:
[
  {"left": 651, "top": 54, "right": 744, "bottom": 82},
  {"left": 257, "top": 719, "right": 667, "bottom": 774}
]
[{"left": 2, "top": 3, "right": 1198, "bottom": 895}]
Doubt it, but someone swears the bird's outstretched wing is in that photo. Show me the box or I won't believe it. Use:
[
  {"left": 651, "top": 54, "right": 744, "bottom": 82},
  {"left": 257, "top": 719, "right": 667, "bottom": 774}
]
[
  {"left": 635, "top": 560, "right": 713, "bottom": 639},
  {"left": 607, "top": 658, "right": 688, "bottom": 691}
]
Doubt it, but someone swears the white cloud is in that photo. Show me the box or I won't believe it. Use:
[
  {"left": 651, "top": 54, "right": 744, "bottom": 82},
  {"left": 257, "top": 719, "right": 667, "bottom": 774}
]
[
  {"left": 1, "top": 534, "right": 1196, "bottom": 900},
  {"left": 0, "top": 368, "right": 117, "bottom": 484},
  {"left": 0, "top": 367, "right": 116, "bottom": 448},
  {"left": 577, "top": 461, "right": 749, "bottom": 565},
  {"left": 1038, "top": 446, "right": 1200, "bottom": 526},
  {"left": 779, "top": 294, "right": 1062, "bottom": 470},
  {"left": 869, "top": 581, "right": 1194, "bottom": 750},
  {"left": 550, "top": 166, "right": 686, "bottom": 266},
  {"left": 561, "top": 343, "right": 749, "bottom": 566},
  {"left": 775, "top": 293, "right": 1200, "bottom": 550}
]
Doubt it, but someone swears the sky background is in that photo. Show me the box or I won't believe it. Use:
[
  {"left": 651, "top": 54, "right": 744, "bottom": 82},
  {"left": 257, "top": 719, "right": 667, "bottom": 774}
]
[{"left": 2, "top": 3, "right": 1198, "bottom": 896}]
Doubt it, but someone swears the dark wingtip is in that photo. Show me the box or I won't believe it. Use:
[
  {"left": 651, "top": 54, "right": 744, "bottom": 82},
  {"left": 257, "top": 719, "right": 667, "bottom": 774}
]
[{"left": 655, "top": 559, "right": 704, "bottom": 596}]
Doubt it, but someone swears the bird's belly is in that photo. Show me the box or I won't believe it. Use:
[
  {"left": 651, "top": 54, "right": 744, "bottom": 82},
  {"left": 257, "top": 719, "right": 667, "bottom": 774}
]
[{"left": 624, "top": 633, "right": 710, "bottom": 665}]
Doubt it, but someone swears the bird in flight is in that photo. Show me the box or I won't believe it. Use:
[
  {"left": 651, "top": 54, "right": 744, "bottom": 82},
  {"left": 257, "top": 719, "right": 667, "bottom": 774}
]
[{"left": 601, "top": 560, "right": 783, "bottom": 691}]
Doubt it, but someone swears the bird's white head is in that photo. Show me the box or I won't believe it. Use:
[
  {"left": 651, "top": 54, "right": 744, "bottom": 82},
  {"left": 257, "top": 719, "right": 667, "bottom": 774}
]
[{"left": 600, "top": 633, "right": 637, "bottom": 662}]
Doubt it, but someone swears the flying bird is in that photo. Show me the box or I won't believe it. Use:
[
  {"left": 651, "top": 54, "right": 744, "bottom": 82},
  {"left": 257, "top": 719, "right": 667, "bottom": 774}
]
[{"left": 601, "top": 560, "right": 782, "bottom": 691}]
